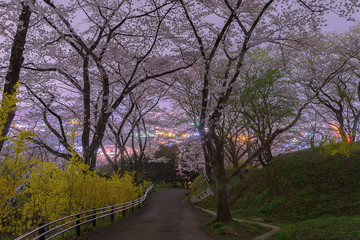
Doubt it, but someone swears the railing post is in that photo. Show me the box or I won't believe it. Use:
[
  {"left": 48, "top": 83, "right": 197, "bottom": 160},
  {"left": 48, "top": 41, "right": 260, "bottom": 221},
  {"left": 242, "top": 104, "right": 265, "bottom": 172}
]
[
  {"left": 132, "top": 200, "right": 134, "bottom": 213},
  {"left": 111, "top": 206, "right": 115, "bottom": 222},
  {"left": 76, "top": 214, "right": 81, "bottom": 236},
  {"left": 93, "top": 210, "right": 96, "bottom": 227},
  {"left": 38, "top": 222, "right": 45, "bottom": 240},
  {"left": 123, "top": 205, "right": 126, "bottom": 217}
]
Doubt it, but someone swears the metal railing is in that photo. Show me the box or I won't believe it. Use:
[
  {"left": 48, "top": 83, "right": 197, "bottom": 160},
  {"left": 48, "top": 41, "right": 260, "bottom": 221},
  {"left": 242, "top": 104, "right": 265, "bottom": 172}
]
[{"left": 15, "top": 184, "right": 154, "bottom": 240}]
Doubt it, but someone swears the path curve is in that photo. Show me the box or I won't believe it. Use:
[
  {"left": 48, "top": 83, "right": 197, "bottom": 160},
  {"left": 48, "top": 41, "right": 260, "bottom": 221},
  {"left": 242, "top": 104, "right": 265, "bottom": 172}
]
[
  {"left": 195, "top": 206, "right": 281, "bottom": 240},
  {"left": 78, "top": 188, "right": 211, "bottom": 240}
]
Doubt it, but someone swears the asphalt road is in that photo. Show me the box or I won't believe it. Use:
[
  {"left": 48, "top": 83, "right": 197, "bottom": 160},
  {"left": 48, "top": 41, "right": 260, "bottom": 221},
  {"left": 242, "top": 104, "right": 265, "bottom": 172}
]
[{"left": 78, "top": 188, "right": 211, "bottom": 240}]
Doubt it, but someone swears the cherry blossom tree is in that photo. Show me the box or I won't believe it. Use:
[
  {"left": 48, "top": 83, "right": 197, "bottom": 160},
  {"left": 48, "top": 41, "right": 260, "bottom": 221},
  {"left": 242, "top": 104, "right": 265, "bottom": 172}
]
[
  {"left": 101, "top": 83, "right": 167, "bottom": 176},
  {"left": 170, "top": 71, "right": 213, "bottom": 181},
  {"left": 20, "top": 0, "right": 194, "bottom": 169},
  {"left": 298, "top": 29, "right": 360, "bottom": 142},
  {"left": 174, "top": 0, "right": 360, "bottom": 222},
  {"left": 1, "top": 0, "right": 360, "bottom": 224}
]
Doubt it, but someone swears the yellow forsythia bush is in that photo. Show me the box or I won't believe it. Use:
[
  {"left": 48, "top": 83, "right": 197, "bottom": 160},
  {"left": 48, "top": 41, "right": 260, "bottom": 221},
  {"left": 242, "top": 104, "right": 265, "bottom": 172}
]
[
  {"left": 20, "top": 158, "right": 139, "bottom": 231},
  {"left": 1, "top": 154, "right": 140, "bottom": 235},
  {"left": 0, "top": 88, "right": 144, "bottom": 236},
  {"left": 0, "top": 148, "right": 143, "bottom": 235},
  {"left": 0, "top": 130, "right": 36, "bottom": 235}
]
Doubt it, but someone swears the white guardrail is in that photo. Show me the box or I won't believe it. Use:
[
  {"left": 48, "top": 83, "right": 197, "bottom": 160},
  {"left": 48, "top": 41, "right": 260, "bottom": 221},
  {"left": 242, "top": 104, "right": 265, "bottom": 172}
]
[{"left": 15, "top": 184, "right": 154, "bottom": 240}]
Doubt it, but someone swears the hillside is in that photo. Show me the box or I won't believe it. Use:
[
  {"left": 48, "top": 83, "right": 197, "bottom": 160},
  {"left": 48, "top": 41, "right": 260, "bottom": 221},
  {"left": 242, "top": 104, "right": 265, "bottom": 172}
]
[{"left": 193, "top": 146, "right": 360, "bottom": 239}]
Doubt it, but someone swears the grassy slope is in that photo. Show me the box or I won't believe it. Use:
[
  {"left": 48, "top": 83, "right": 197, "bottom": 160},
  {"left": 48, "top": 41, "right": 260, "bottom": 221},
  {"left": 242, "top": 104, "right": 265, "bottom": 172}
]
[
  {"left": 192, "top": 147, "right": 360, "bottom": 239},
  {"left": 194, "top": 208, "right": 271, "bottom": 240}
]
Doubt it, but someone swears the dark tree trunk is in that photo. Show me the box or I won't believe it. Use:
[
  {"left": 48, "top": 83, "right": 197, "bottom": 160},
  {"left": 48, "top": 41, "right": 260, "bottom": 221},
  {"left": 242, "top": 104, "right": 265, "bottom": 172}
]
[
  {"left": 264, "top": 144, "right": 273, "bottom": 163},
  {"left": 310, "top": 136, "right": 315, "bottom": 149},
  {"left": 211, "top": 134, "right": 232, "bottom": 223},
  {"left": 351, "top": 114, "right": 359, "bottom": 142},
  {"left": 202, "top": 143, "right": 213, "bottom": 182},
  {"left": 338, "top": 119, "right": 348, "bottom": 142},
  {"left": 82, "top": 56, "right": 91, "bottom": 160},
  {"left": 85, "top": 113, "right": 111, "bottom": 169},
  {"left": 0, "top": 1, "right": 33, "bottom": 153},
  {"left": 216, "top": 175, "right": 232, "bottom": 223}
]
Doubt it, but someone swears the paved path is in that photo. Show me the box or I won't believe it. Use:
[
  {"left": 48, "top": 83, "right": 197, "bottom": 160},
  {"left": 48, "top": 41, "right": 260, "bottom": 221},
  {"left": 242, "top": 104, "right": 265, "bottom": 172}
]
[{"left": 79, "top": 188, "right": 211, "bottom": 240}]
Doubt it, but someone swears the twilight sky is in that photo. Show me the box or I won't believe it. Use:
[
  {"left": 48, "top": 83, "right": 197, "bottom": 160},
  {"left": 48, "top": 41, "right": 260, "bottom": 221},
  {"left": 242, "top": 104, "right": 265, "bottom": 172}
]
[{"left": 324, "top": 12, "right": 360, "bottom": 33}]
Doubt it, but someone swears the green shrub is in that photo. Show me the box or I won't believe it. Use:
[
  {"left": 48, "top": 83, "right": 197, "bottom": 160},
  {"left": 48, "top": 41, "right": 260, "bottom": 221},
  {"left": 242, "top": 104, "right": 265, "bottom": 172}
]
[
  {"left": 256, "top": 189, "right": 270, "bottom": 203},
  {"left": 257, "top": 197, "right": 286, "bottom": 215},
  {"left": 211, "top": 221, "right": 224, "bottom": 229}
]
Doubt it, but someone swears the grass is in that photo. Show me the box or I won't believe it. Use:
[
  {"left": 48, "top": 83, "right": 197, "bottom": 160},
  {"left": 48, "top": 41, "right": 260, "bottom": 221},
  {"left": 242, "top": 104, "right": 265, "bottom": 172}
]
[
  {"left": 268, "top": 216, "right": 360, "bottom": 240},
  {"left": 188, "top": 175, "right": 216, "bottom": 198},
  {"left": 191, "top": 144, "right": 360, "bottom": 239},
  {"left": 228, "top": 147, "right": 360, "bottom": 222},
  {"left": 194, "top": 208, "right": 271, "bottom": 240}
]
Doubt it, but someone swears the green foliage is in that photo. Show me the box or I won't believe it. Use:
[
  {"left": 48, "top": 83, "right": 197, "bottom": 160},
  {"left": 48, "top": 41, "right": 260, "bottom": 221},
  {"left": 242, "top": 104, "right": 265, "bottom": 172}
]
[
  {"left": 210, "top": 222, "right": 224, "bottom": 236},
  {"left": 145, "top": 144, "right": 179, "bottom": 184},
  {"left": 190, "top": 174, "right": 208, "bottom": 197},
  {"left": 238, "top": 58, "right": 297, "bottom": 125},
  {"left": 227, "top": 146, "right": 360, "bottom": 222},
  {"left": 144, "top": 160, "right": 176, "bottom": 184},
  {"left": 270, "top": 216, "right": 360, "bottom": 240},
  {"left": 197, "top": 207, "right": 272, "bottom": 240},
  {"left": 270, "top": 230, "right": 293, "bottom": 240},
  {"left": 256, "top": 189, "right": 270, "bottom": 203},
  {"left": 211, "top": 221, "right": 224, "bottom": 229},
  {"left": 320, "top": 138, "right": 360, "bottom": 159},
  {"left": 257, "top": 197, "right": 286, "bottom": 215},
  {"left": 214, "top": 228, "right": 224, "bottom": 235},
  {"left": 192, "top": 145, "right": 360, "bottom": 225}
]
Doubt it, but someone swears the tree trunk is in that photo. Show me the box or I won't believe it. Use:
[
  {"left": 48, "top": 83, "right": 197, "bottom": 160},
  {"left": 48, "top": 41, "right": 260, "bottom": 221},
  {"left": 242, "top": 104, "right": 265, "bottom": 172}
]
[
  {"left": 89, "top": 150, "right": 97, "bottom": 170},
  {"left": 85, "top": 113, "right": 111, "bottom": 169},
  {"left": 351, "top": 114, "right": 359, "bottom": 142},
  {"left": 264, "top": 145, "right": 273, "bottom": 163},
  {"left": 202, "top": 143, "right": 213, "bottom": 182},
  {"left": 82, "top": 56, "right": 91, "bottom": 158},
  {"left": 0, "top": 1, "right": 33, "bottom": 153},
  {"left": 216, "top": 175, "right": 232, "bottom": 222},
  {"left": 211, "top": 134, "right": 232, "bottom": 223},
  {"left": 338, "top": 121, "right": 348, "bottom": 142}
]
